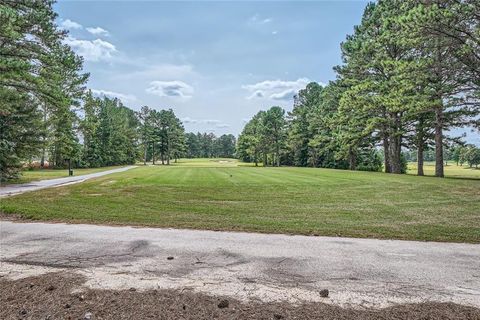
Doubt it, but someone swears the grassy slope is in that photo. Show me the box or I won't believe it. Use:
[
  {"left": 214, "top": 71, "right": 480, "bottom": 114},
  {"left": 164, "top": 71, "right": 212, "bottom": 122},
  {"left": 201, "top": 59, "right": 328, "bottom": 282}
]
[
  {"left": 1, "top": 166, "right": 126, "bottom": 185},
  {"left": 2, "top": 159, "right": 479, "bottom": 243}
]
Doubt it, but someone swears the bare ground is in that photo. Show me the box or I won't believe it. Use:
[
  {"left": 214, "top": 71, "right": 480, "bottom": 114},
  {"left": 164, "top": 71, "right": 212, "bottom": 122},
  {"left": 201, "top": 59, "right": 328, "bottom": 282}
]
[{"left": 1, "top": 272, "right": 479, "bottom": 320}]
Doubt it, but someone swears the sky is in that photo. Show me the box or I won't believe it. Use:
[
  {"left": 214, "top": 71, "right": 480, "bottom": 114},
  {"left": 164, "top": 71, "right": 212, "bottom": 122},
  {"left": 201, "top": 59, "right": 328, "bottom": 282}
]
[{"left": 55, "top": 0, "right": 479, "bottom": 144}]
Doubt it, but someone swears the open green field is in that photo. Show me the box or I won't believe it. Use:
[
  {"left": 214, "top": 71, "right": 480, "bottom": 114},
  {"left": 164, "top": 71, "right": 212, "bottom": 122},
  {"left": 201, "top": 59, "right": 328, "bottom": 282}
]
[
  {"left": 1, "top": 166, "right": 126, "bottom": 185},
  {"left": 1, "top": 159, "right": 479, "bottom": 243}
]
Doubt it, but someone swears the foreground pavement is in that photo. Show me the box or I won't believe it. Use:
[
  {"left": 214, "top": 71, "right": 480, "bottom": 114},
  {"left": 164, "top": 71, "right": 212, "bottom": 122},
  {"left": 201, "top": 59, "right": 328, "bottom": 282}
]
[
  {"left": 0, "top": 221, "right": 479, "bottom": 309},
  {"left": 0, "top": 166, "right": 136, "bottom": 198}
]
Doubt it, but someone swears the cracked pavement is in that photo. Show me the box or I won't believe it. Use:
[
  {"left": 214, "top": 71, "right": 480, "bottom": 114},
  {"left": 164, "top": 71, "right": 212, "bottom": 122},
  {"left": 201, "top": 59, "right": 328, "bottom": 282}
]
[{"left": 0, "top": 221, "right": 479, "bottom": 309}]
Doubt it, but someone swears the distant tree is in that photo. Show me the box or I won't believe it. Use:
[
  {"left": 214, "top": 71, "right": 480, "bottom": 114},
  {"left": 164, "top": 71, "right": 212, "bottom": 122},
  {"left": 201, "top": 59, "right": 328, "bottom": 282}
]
[
  {"left": 261, "top": 106, "right": 287, "bottom": 167},
  {"left": 136, "top": 106, "right": 154, "bottom": 165},
  {"left": 288, "top": 82, "right": 323, "bottom": 167},
  {"left": 149, "top": 109, "right": 185, "bottom": 165},
  {"left": 463, "top": 145, "right": 480, "bottom": 168},
  {"left": 185, "top": 133, "right": 201, "bottom": 158},
  {"left": 215, "top": 134, "right": 236, "bottom": 158},
  {"left": 237, "top": 112, "right": 264, "bottom": 166},
  {"left": 80, "top": 96, "right": 138, "bottom": 167}
]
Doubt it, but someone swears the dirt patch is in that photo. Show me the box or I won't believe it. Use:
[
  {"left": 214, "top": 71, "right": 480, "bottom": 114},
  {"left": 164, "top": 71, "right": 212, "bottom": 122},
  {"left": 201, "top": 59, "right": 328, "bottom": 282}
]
[
  {"left": 1, "top": 272, "right": 479, "bottom": 320},
  {"left": 0, "top": 212, "right": 25, "bottom": 221}
]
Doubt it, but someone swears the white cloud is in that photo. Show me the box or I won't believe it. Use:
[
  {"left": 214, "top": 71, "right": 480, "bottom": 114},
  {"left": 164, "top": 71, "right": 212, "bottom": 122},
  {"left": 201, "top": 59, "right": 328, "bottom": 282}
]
[
  {"left": 146, "top": 80, "right": 194, "bottom": 99},
  {"left": 86, "top": 27, "right": 109, "bottom": 36},
  {"left": 61, "top": 19, "right": 83, "bottom": 30},
  {"left": 181, "top": 118, "right": 229, "bottom": 128},
  {"left": 91, "top": 89, "right": 137, "bottom": 103},
  {"left": 64, "top": 36, "right": 117, "bottom": 62},
  {"left": 272, "top": 31, "right": 278, "bottom": 35},
  {"left": 270, "top": 89, "right": 297, "bottom": 101},
  {"left": 249, "top": 14, "right": 273, "bottom": 25},
  {"left": 181, "top": 117, "right": 198, "bottom": 124},
  {"left": 242, "top": 78, "right": 313, "bottom": 101}
]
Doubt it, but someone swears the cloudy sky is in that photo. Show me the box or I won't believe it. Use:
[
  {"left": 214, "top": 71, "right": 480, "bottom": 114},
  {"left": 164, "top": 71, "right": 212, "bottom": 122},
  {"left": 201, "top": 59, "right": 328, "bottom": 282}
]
[{"left": 55, "top": 1, "right": 478, "bottom": 143}]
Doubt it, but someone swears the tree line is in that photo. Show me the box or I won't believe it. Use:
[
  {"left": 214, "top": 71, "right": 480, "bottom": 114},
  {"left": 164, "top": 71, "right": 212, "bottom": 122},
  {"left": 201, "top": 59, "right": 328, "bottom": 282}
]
[
  {"left": 186, "top": 132, "right": 236, "bottom": 158},
  {"left": 238, "top": 0, "right": 480, "bottom": 176}
]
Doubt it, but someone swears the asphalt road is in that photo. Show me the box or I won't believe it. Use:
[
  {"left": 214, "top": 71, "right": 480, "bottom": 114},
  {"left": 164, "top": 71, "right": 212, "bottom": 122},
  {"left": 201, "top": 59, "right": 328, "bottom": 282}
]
[
  {"left": 0, "top": 221, "right": 478, "bottom": 308},
  {"left": 0, "top": 166, "right": 137, "bottom": 198}
]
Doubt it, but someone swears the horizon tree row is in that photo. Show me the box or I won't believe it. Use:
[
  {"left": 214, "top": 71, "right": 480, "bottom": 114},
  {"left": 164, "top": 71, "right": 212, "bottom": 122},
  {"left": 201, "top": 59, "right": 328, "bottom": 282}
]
[
  {"left": 185, "top": 132, "right": 236, "bottom": 159},
  {"left": 137, "top": 106, "right": 186, "bottom": 165}
]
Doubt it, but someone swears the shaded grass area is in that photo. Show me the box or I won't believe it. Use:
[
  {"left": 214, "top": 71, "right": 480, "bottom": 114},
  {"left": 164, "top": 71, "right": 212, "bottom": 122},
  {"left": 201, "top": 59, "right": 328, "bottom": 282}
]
[
  {"left": 1, "top": 166, "right": 125, "bottom": 185},
  {"left": 3, "top": 272, "right": 479, "bottom": 320},
  {"left": 1, "top": 159, "right": 479, "bottom": 243}
]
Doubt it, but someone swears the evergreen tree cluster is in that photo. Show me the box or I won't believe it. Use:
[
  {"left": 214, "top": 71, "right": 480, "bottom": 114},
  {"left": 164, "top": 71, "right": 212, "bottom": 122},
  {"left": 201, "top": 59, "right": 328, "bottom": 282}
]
[
  {"left": 137, "top": 106, "right": 186, "bottom": 165},
  {"left": 185, "top": 132, "right": 236, "bottom": 158},
  {"left": 1, "top": 0, "right": 88, "bottom": 180},
  {"left": 238, "top": 0, "right": 480, "bottom": 176},
  {"left": 451, "top": 144, "right": 480, "bottom": 168},
  {"left": 80, "top": 92, "right": 139, "bottom": 167}
]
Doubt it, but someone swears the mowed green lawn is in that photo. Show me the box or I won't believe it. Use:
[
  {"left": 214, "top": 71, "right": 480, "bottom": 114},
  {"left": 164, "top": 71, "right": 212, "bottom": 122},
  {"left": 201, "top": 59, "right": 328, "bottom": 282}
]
[{"left": 1, "top": 159, "right": 479, "bottom": 243}]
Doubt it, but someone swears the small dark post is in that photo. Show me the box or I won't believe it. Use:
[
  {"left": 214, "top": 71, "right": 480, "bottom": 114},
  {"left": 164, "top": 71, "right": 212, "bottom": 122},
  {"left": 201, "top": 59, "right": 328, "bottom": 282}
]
[{"left": 65, "top": 158, "right": 73, "bottom": 176}]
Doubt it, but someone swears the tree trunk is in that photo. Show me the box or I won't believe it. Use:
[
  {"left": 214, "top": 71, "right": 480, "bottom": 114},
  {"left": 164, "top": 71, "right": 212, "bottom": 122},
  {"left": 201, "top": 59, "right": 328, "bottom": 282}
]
[
  {"left": 434, "top": 106, "right": 444, "bottom": 177},
  {"left": 349, "top": 147, "right": 356, "bottom": 171},
  {"left": 417, "top": 144, "right": 424, "bottom": 176},
  {"left": 152, "top": 142, "right": 156, "bottom": 165},
  {"left": 143, "top": 143, "right": 147, "bottom": 165},
  {"left": 40, "top": 147, "right": 46, "bottom": 168},
  {"left": 389, "top": 114, "right": 403, "bottom": 174},
  {"left": 383, "top": 136, "right": 390, "bottom": 173},
  {"left": 263, "top": 153, "right": 267, "bottom": 167},
  {"left": 40, "top": 105, "right": 47, "bottom": 168},
  {"left": 417, "top": 117, "right": 424, "bottom": 176},
  {"left": 166, "top": 139, "right": 170, "bottom": 165},
  {"left": 382, "top": 117, "right": 391, "bottom": 173}
]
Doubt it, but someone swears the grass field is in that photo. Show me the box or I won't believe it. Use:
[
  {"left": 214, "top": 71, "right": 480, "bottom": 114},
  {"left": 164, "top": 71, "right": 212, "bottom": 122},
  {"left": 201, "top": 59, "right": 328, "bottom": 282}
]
[
  {"left": 1, "top": 166, "right": 126, "bottom": 185},
  {"left": 407, "top": 161, "right": 480, "bottom": 179},
  {"left": 1, "top": 159, "right": 479, "bottom": 243}
]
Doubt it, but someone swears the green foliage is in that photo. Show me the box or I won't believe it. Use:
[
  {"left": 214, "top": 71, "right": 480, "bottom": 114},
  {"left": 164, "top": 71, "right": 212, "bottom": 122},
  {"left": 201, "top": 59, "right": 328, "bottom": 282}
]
[
  {"left": 462, "top": 145, "right": 480, "bottom": 168},
  {"left": 137, "top": 107, "right": 185, "bottom": 164},
  {"left": 80, "top": 94, "right": 139, "bottom": 167},
  {"left": 0, "top": 0, "right": 88, "bottom": 178},
  {"left": 185, "top": 133, "right": 236, "bottom": 158},
  {"left": 237, "top": 107, "right": 287, "bottom": 167}
]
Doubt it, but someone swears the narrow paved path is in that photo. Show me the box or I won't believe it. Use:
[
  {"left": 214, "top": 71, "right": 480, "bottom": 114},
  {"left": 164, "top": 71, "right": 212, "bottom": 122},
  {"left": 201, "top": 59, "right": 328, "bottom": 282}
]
[
  {"left": 0, "top": 166, "right": 136, "bottom": 198},
  {"left": 1, "top": 221, "right": 478, "bottom": 308}
]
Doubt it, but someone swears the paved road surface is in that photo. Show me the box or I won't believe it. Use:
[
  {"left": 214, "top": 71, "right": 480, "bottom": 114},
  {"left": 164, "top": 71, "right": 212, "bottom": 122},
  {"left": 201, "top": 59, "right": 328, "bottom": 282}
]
[
  {"left": 0, "top": 166, "right": 136, "bottom": 198},
  {"left": 0, "top": 221, "right": 478, "bottom": 308}
]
